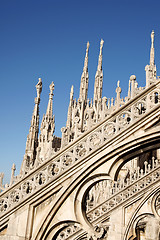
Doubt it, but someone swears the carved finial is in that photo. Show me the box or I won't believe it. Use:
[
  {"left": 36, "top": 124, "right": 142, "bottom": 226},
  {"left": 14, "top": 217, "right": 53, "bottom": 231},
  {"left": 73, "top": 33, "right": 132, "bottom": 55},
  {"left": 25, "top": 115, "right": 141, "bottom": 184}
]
[
  {"left": 37, "top": 81, "right": 56, "bottom": 162},
  {"left": 128, "top": 79, "right": 131, "bottom": 98},
  {"left": 151, "top": 30, "right": 154, "bottom": 48},
  {"left": 20, "top": 78, "right": 42, "bottom": 175},
  {"left": 10, "top": 164, "right": 16, "bottom": 185},
  {"left": 79, "top": 42, "right": 89, "bottom": 102},
  {"left": 83, "top": 41, "right": 90, "bottom": 72},
  {"left": 108, "top": 98, "right": 110, "bottom": 108},
  {"left": 97, "top": 39, "right": 104, "bottom": 71},
  {"left": 130, "top": 75, "right": 136, "bottom": 98},
  {"left": 87, "top": 41, "right": 90, "bottom": 50},
  {"left": 70, "top": 85, "right": 74, "bottom": 100},
  {"left": 111, "top": 97, "right": 114, "bottom": 107},
  {"left": 49, "top": 82, "right": 54, "bottom": 95},
  {"left": 100, "top": 39, "right": 104, "bottom": 55},
  {"left": 36, "top": 78, "right": 42, "bottom": 99},
  {"left": 46, "top": 82, "right": 55, "bottom": 117},
  {"left": 12, "top": 163, "right": 16, "bottom": 171},
  {"left": 150, "top": 30, "right": 155, "bottom": 65},
  {"left": 93, "top": 39, "right": 104, "bottom": 104},
  {"left": 66, "top": 85, "right": 74, "bottom": 128},
  {"left": 116, "top": 81, "right": 121, "bottom": 108},
  {"left": 116, "top": 80, "right": 121, "bottom": 93},
  {"left": 130, "top": 75, "right": 136, "bottom": 81}
]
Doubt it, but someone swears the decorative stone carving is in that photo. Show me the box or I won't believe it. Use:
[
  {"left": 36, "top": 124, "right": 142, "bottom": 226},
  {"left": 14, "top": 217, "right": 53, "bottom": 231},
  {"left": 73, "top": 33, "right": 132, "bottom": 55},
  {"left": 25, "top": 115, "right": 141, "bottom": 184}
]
[
  {"left": 54, "top": 223, "right": 80, "bottom": 240},
  {"left": 9, "top": 190, "right": 20, "bottom": 204},
  {"left": 89, "top": 133, "right": 101, "bottom": 147},
  {"left": 62, "top": 153, "right": 73, "bottom": 167},
  {"left": 47, "top": 161, "right": 61, "bottom": 176},
  {"left": 103, "top": 122, "right": 116, "bottom": 136},
  {"left": 155, "top": 194, "right": 160, "bottom": 217},
  {"left": 35, "top": 172, "right": 47, "bottom": 186},
  {"left": 87, "top": 224, "right": 108, "bottom": 240},
  {"left": 85, "top": 156, "right": 160, "bottom": 224},
  {"left": 1, "top": 30, "right": 160, "bottom": 240},
  {"left": 135, "top": 215, "right": 160, "bottom": 240},
  {"left": 75, "top": 143, "right": 87, "bottom": 158}
]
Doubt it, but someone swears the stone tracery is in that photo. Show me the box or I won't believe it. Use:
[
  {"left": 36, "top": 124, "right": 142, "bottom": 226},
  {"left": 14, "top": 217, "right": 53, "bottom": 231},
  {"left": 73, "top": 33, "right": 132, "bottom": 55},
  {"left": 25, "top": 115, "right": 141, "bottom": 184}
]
[
  {"left": 0, "top": 30, "right": 160, "bottom": 240},
  {"left": 155, "top": 194, "right": 160, "bottom": 217}
]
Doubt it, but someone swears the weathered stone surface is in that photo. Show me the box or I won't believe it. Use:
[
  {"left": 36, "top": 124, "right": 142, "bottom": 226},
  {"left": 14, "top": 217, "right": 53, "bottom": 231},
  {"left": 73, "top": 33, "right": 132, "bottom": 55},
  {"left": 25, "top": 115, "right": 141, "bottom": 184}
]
[{"left": 0, "top": 30, "right": 160, "bottom": 240}]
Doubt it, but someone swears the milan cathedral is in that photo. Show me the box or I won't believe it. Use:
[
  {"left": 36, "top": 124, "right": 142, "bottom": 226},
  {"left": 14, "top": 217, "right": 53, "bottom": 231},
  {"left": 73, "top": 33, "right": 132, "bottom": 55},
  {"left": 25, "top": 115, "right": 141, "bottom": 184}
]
[{"left": 0, "top": 31, "right": 160, "bottom": 240}]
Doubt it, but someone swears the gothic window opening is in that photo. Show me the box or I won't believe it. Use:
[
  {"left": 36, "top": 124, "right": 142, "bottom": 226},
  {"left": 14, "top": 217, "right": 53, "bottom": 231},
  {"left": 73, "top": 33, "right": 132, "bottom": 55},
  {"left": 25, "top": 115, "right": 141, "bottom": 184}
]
[{"left": 155, "top": 92, "right": 159, "bottom": 104}]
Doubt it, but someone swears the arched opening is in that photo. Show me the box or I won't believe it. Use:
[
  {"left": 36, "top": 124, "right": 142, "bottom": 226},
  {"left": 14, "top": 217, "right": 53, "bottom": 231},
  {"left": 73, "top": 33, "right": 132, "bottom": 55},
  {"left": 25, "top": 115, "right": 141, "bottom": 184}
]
[{"left": 154, "top": 92, "right": 159, "bottom": 104}]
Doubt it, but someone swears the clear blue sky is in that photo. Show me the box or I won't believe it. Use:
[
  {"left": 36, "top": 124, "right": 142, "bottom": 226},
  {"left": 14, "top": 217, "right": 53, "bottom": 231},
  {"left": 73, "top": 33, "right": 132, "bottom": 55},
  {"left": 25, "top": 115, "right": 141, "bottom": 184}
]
[{"left": 1, "top": 0, "right": 160, "bottom": 183}]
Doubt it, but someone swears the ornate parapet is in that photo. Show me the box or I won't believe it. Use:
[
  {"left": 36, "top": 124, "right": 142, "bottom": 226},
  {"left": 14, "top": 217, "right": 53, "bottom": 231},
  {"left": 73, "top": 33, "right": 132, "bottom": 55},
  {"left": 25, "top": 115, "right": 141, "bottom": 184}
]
[
  {"left": 0, "top": 79, "right": 160, "bottom": 219},
  {"left": 86, "top": 157, "right": 160, "bottom": 223}
]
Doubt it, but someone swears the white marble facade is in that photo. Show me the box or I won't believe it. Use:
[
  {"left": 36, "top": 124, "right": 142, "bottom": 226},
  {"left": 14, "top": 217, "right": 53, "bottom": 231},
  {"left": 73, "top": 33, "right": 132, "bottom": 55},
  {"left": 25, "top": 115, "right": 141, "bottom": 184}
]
[{"left": 0, "top": 31, "right": 160, "bottom": 240}]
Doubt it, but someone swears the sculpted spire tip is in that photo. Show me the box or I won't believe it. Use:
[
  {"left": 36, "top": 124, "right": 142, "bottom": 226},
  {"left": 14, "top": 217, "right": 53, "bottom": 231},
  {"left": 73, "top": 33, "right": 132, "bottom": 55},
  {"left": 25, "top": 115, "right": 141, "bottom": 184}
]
[
  {"left": 46, "top": 81, "right": 55, "bottom": 117},
  {"left": 49, "top": 82, "right": 55, "bottom": 95},
  {"left": 93, "top": 39, "right": 104, "bottom": 104},
  {"left": 97, "top": 39, "right": 104, "bottom": 71},
  {"left": 70, "top": 85, "right": 74, "bottom": 100},
  {"left": 79, "top": 42, "right": 89, "bottom": 102},
  {"left": 150, "top": 30, "right": 155, "bottom": 66},
  {"left": 36, "top": 78, "right": 42, "bottom": 99},
  {"left": 100, "top": 39, "right": 104, "bottom": 55},
  {"left": 83, "top": 41, "right": 90, "bottom": 72},
  {"left": 151, "top": 30, "right": 154, "bottom": 48},
  {"left": 146, "top": 30, "right": 156, "bottom": 87},
  {"left": 87, "top": 41, "right": 90, "bottom": 51},
  {"left": 116, "top": 80, "right": 121, "bottom": 94},
  {"left": 20, "top": 78, "right": 42, "bottom": 175}
]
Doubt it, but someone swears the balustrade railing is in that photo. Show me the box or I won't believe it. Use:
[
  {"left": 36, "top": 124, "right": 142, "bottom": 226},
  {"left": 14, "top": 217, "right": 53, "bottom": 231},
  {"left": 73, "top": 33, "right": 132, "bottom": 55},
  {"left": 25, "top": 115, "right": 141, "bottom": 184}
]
[
  {"left": 58, "top": 158, "right": 160, "bottom": 240},
  {"left": 86, "top": 157, "right": 160, "bottom": 223},
  {"left": 0, "top": 82, "right": 160, "bottom": 217}
]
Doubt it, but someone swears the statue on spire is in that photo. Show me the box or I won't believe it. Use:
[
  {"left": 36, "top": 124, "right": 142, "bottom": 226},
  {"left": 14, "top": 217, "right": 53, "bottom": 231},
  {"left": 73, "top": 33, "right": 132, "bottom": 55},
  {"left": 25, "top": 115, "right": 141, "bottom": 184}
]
[
  {"left": 46, "top": 81, "right": 54, "bottom": 118},
  {"left": 116, "top": 80, "right": 122, "bottom": 108},
  {"left": 50, "top": 81, "right": 55, "bottom": 93},
  {"left": 150, "top": 30, "right": 155, "bottom": 65},
  {"left": 98, "top": 39, "right": 104, "bottom": 71},
  {"left": 145, "top": 30, "right": 157, "bottom": 87},
  {"left": 36, "top": 78, "right": 42, "bottom": 97},
  {"left": 151, "top": 30, "right": 154, "bottom": 48}
]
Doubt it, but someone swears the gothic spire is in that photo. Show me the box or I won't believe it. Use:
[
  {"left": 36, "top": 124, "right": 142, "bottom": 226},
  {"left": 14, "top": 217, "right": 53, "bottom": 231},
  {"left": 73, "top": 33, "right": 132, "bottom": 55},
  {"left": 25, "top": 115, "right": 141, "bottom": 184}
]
[
  {"left": 46, "top": 82, "right": 55, "bottom": 118},
  {"left": 40, "top": 82, "right": 55, "bottom": 142},
  {"left": 145, "top": 30, "right": 157, "bottom": 87},
  {"left": 66, "top": 85, "right": 74, "bottom": 128},
  {"left": 93, "top": 39, "right": 104, "bottom": 104},
  {"left": 150, "top": 30, "right": 155, "bottom": 66},
  {"left": 83, "top": 41, "right": 89, "bottom": 72},
  {"left": 97, "top": 39, "right": 104, "bottom": 71},
  {"left": 70, "top": 85, "right": 74, "bottom": 102},
  {"left": 26, "top": 78, "right": 42, "bottom": 155},
  {"left": 21, "top": 78, "right": 42, "bottom": 173},
  {"left": 36, "top": 82, "right": 55, "bottom": 163},
  {"left": 79, "top": 42, "right": 89, "bottom": 102}
]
